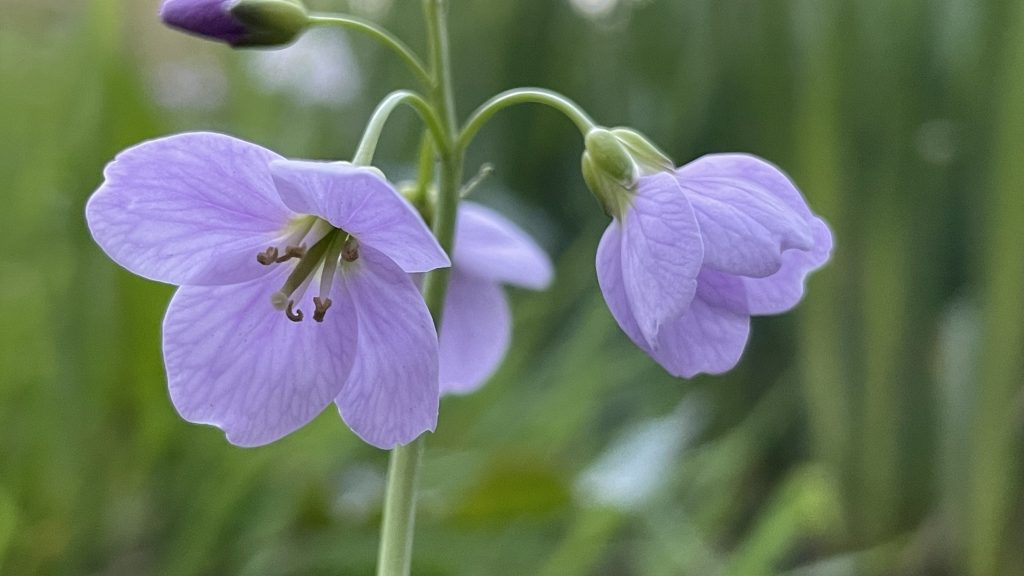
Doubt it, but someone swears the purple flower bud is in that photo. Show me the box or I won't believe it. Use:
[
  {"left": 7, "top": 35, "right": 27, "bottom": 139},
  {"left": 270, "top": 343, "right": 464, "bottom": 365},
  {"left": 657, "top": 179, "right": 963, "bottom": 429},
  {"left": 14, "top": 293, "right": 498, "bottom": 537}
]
[{"left": 160, "top": 0, "right": 308, "bottom": 48}]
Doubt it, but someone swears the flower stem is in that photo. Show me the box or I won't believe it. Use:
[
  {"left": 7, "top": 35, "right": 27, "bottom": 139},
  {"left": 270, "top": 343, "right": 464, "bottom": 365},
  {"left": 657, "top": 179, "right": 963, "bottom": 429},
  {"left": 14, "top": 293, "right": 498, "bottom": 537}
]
[
  {"left": 353, "top": 90, "right": 448, "bottom": 166},
  {"left": 420, "top": 0, "right": 462, "bottom": 322},
  {"left": 375, "top": 437, "right": 425, "bottom": 576},
  {"left": 375, "top": 3, "right": 462, "bottom": 576},
  {"left": 308, "top": 14, "right": 431, "bottom": 86},
  {"left": 458, "top": 88, "right": 597, "bottom": 151}
]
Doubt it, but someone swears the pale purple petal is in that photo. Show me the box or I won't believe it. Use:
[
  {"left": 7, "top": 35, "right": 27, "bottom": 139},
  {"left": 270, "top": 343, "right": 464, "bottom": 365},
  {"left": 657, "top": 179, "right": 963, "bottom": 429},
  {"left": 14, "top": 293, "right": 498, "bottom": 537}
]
[
  {"left": 453, "top": 202, "right": 553, "bottom": 290},
  {"left": 269, "top": 160, "right": 449, "bottom": 273},
  {"left": 438, "top": 271, "right": 511, "bottom": 395},
  {"left": 163, "top": 266, "right": 355, "bottom": 447},
  {"left": 599, "top": 228, "right": 751, "bottom": 378},
  {"left": 596, "top": 223, "right": 649, "bottom": 350},
  {"left": 619, "top": 172, "right": 704, "bottom": 348},
  {"left": 675, "top": 154, "right": 814, "bottom": 278},
  {"left": 334, "top": 246, "right": 439, "bottom": 449},
  {"left": 648, "top": 270, "right": 751, "bottom": 378},
  {"left": 742, "top": 217, "right": 833, "bottom": 315},
  {"left": 86, "top": 132, "right": 296, "bottom": 286},
  {"left": 160, "top": 0, "right": 247, "bottom": 45}
]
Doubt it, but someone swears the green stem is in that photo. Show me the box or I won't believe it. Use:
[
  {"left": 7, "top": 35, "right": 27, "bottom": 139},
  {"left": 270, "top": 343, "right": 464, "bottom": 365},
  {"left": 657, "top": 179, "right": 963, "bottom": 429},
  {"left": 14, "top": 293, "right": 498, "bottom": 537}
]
[
  {"left": 308, "top": 13, "right": 432, "bottom": 86},
  {"left": 376, "top": 438, "right": 425, "bottom": 576},
  {"left": 458, "top": 87, "right": 597, "bottom": 151},
  {"left": 375, "top": 3, "right": 462, "bottom": 576},
  {"left": 353, "top": 90, "right": 448, "bottom": 166},
  {"left": 420, "top": 0, "right": 462, "bottom": 322}
]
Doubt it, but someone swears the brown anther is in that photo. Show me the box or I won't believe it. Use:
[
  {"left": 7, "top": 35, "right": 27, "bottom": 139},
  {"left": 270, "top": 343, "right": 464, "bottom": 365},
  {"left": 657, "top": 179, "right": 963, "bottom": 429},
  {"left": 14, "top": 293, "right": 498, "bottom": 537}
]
[
  {"left": 257, "top": 247, "right": 280, "bottom": 265},
  {"left": 342, "top": 242, "right": 360, "bottom": 263},
  {"left": 275, "top": 244, "right": 307, "bottom": 263},
  {"left": 285, "top": 300, "right": 304, "bottom": 322},
  {"left": 313, "top": 297, "right": 333, "bottom": 323}
]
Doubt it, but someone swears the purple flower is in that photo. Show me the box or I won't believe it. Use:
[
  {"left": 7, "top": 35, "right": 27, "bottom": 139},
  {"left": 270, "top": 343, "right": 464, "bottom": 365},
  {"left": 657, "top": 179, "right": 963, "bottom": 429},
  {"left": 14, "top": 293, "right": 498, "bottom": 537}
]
[
  {"left": 596, "top": 154, "right": 833, "bottom": 377},
  {"left": 85, "top": 132, "right": 450, "bottom": 448},
  {"left": 160, "top": 0, "right": 308, "bottom": 47},
  {"left": 438, "top": 202, "right": 553, "bottom": 395}
]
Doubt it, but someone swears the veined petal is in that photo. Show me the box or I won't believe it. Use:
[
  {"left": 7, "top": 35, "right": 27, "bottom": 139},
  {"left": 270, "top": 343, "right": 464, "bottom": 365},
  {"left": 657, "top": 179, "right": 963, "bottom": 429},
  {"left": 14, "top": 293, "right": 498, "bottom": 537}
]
[
  {"left": 269, "top": 160, "right": 450, "bottom": 273},
  {"left": 619, "top": 173, "right": 704, "bottom": 348},
  {"left": 453, "top": 202, "right": 553, "bottom": 290},
  {"left": 649, "top": 270, "right": 751, "bottom": 378},
  {"left": 334, "top": 246, "right": 440, "bottom": 449},
  {"left": 742, "top": 217, "right": 833, "bottom": 315},
  {"left": 599, "top": 230, "right": 750, "bottom": 378},
  {"left": 676, "top": 154, "right": 815, "bottom": 278},
  {"left": 163, "top": 265, "right": 356, "bottom": 447},
  {"left": 438, "top": 271, "right": 511, "bottom": 395},
  {"left": 86, "top": 132, "right": 297, "bottom": 286},
  {"left": 596, "top": 223, "right": 649, "bottom": 351}
]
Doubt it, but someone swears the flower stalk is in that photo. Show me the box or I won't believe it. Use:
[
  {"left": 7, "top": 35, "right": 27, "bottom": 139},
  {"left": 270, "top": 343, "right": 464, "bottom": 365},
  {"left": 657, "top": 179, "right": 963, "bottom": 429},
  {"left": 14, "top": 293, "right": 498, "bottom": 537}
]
[{"left": 374, "top": 2, "right": 462, "bottom": 576}]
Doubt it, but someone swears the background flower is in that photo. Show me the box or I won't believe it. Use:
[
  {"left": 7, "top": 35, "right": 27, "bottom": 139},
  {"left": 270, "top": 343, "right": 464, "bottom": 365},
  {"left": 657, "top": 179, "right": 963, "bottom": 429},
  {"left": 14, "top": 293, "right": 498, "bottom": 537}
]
[{"left": 438, "top": 202, "right": 553, "bottom": 395}]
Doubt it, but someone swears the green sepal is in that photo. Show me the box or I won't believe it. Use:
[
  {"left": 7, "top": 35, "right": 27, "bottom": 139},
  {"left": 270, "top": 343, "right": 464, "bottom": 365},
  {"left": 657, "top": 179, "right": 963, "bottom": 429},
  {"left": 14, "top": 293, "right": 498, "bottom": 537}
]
[
  {"left": 581, "top": 128, "right": 637, "bottom": 218},
  {"left": 230, "top": 0, "right": 309, "bottom": 47},
  {"left": 610, "top": 127, "right": 674, "bottom": 175}
]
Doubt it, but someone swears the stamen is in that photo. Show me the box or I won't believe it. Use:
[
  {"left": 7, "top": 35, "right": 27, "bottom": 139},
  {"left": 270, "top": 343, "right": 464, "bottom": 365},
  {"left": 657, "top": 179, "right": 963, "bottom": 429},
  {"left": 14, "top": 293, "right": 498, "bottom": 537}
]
[
  {"left": 275, "top": 244, "right": 307, "bottom": 263},
  {"left": 257, "top": 247, "right": 279, "bottom": 265},
  {"left": 313, "top": 297, "right": 332, "bottom": 323},
  {"left": 285, "top": 300, "right": 304, "bottom": 322},
  {"left": 342, "top": 237, "right": 360, "bottom": 262}
]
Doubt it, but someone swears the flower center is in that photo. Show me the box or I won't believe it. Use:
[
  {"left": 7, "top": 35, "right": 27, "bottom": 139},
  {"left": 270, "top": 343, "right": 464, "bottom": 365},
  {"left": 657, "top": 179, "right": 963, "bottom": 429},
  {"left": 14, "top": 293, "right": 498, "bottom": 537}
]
[{"left": 256, "top": 222, "right": 360, "bottom": 324}]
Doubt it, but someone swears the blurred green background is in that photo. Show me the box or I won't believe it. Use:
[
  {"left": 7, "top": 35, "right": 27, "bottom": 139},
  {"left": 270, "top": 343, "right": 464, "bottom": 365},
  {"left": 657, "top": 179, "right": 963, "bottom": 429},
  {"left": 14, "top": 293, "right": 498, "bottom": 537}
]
[{"left": 2, "top": 0, "right": 1023, "bottom": 574}]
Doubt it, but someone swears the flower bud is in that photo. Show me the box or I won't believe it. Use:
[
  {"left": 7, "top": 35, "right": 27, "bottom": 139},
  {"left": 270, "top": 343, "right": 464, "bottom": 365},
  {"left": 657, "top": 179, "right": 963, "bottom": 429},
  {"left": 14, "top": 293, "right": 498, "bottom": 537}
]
[
  {"left": 160, "top": 0, "right": 308, "bottom": 48},
  {"left": 581, "top": 128, "right": 637, "bottom": 218}
]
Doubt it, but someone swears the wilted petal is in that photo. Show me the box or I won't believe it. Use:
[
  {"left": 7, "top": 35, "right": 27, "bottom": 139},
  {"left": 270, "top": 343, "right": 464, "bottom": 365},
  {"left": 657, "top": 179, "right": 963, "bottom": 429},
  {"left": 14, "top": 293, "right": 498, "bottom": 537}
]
[
  {"left": 334, "top": 246, "right": 439, "bottom": 449},
  {"left": 619, "top": 173, "right": 704, "bottom": 347},
  {"left": 86, "top": 132, "right": 295, "bottom": 286},
  {"left": 649, "top": 270, "right": 751, "bottom": 378},
  {"left": 742, "top": 217, "right": 833, "bottom": 315},
  {"left": 438, "top": 271, "right": 511, "bottom": 395},
  {"left": 676, "top": 154, "right": 814, "bottom": 278},
  {"left": 270, "top": 160, "right": 449, "bottom": 273},
  {"left": 453, "top": 202, "right": 553, "bottom": 290},
  {"left": 163, "top": 266, "right": 355, "bottom": 447}
]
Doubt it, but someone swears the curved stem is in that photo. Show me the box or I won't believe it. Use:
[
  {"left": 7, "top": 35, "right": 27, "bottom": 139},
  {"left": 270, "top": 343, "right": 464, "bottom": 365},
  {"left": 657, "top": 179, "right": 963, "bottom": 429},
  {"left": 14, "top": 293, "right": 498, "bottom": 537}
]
[
  {"left": 458, "top": 87, "right": 597, "bottom": 151},
  {"left": 353, "top": 90, "right": 448, "bottom": 166},
  {"left": 308, "top": 13, "right": 431, "bottom": 86}
]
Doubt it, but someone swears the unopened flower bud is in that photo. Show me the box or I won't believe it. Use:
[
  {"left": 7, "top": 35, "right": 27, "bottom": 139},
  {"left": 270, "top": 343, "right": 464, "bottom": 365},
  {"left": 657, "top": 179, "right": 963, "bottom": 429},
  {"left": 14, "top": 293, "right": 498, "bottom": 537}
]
[{"left": 160, "top": 0, "right": 308, "bottom": 48}]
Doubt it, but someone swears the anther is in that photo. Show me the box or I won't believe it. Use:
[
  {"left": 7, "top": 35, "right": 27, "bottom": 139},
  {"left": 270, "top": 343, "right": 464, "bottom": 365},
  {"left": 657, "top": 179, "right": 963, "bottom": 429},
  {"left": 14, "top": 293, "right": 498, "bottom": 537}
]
[
  {"left": 285, "top": 300, "right": 304, "bottom": 322},
  {"left": 342, "top": 239, "right": 360, "bottom": 262},
  {"left": 313, "top": 297, "right": 332, "bottom": 323},
  {"left": 275, "top": 244, "right": 307, "bottom": 263},
  {"left": 257, "top": 247, "right": 280, "bottom": 265}
]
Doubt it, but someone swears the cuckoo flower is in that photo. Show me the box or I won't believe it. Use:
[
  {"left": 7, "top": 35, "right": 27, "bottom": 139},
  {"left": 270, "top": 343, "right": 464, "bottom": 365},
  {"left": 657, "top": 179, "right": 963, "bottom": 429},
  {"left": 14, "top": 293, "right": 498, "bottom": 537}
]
[
  {"left": 85, "top": 132, "right": 449, "bottom": 449},
  {"left": 587, "top": 130, "right": 832, "bottom": 377},
  {"left": 438, "top": 202, "right": 553, "bottom": 395},
  {"left": 160, "top": 0, "right": 309, "bottom": 47}
]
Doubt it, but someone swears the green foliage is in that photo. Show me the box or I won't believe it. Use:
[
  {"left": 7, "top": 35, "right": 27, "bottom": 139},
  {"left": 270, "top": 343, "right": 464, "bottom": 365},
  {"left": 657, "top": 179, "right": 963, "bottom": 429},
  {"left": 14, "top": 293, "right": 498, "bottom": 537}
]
[{"left": 1, "top": 0, "right": 1021, "bottom": 574}]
